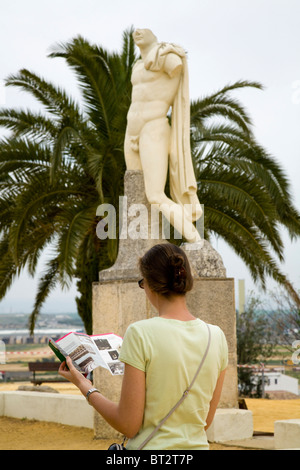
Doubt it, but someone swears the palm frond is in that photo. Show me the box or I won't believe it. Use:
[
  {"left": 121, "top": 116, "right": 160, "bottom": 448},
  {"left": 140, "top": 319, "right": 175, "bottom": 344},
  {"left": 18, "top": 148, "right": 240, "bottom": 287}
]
[
  {"left": 49, "top": 37, "right": 117, "bottom": 138},
  {"left": 29, "top": 257, "right": 60, "bottom": 334},
  {"left": 1, "top": 30, "right": 299, "bottom": 330},
  {"left": 5, "top": 69, "right": 82, "bottom": 119},
  {"left": 0, "top": 108, "right": 57, "bottom": 141},
  {"left": 55, "top": 205, "right": 98, "bottom": 282}
]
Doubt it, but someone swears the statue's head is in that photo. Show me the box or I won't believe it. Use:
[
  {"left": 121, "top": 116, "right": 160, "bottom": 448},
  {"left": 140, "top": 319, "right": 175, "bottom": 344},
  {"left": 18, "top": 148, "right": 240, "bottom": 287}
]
[{"left": 133, "top": 29, "right": 157, "bottom": 48}]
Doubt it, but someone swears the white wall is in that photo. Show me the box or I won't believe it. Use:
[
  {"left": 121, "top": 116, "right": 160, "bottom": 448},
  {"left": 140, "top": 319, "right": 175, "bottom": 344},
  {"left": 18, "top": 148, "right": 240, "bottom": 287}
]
[
  {"left": 265, "top": 373, "right": 299, "bottom": 396},
  {"left": 0, "top": 391, "right": 94, "bottom": 428}
]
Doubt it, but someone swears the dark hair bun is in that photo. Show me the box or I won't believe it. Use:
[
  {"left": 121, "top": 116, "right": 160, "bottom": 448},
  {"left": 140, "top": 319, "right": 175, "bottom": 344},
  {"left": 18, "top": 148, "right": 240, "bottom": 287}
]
[
  {"left": 139, "top": 243, "right": 193, "bottom": 298},
  {"left": 169, "top": 254, "right": 187, "bottom": 294}
]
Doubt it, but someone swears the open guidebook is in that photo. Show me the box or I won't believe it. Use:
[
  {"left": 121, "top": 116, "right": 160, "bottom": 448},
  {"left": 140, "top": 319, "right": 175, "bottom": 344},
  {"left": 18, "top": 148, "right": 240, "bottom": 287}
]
[{"left": 48, "top": 332, "right": 124, "bottom": 376}]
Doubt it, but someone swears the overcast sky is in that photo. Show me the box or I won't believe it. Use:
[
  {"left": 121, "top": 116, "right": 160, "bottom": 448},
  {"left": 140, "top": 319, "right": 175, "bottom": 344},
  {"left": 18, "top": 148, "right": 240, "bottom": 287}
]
[{"left": 0, "top": 0, "right": 299, "bottom": 313}]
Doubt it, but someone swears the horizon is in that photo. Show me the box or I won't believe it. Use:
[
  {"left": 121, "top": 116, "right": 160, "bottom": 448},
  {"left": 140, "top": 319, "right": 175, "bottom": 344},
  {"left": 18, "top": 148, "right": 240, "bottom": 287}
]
[{"left": 0, "top": 0, "right": 299, "bottom": 313}]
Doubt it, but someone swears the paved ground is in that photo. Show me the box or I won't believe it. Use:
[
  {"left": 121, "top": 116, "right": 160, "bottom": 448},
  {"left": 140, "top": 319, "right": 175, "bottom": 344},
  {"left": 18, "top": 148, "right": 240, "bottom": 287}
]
[
  {"left": 1, "top": 381, "right": 299, "bottom": 450},
  {"left": 0, "top": 416, "right": 252, "bottom": 450}
]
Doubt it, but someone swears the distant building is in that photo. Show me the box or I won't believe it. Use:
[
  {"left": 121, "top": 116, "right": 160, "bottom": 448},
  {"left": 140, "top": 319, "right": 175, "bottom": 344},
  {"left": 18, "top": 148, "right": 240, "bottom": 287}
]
[
  {"left": 239, "top": 365, "right": 299, "bottom": 396},
  {"left": 263, "top": 371, "right": 299, "bottom": 396},
  {"left": 251, "top": 370, "right": 299, "bottom": 396}
]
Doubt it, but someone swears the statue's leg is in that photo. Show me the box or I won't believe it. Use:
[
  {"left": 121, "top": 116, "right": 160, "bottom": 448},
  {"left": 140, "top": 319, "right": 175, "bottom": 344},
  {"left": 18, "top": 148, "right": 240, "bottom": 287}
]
[
  {"left": 139, "top": 118, "right": 169, "bottom": 196},
  {"left": 139, "top": 118, "right": 200, "bottom": 243},
  {"left": 124, "top": 129, "right": 143, "bottom": 171}
]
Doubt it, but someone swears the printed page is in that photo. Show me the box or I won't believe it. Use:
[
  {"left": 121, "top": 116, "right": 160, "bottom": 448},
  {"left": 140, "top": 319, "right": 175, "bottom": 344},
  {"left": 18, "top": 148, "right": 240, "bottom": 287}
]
[
  {"left": 56, "top": 332, "right": 124, "bottom": 376},
  {"left": 91, "top": 334, "right": 124, "bottom": 376},
  {"left": 57, "top": 332, "right": 108, "bottom": 374}
]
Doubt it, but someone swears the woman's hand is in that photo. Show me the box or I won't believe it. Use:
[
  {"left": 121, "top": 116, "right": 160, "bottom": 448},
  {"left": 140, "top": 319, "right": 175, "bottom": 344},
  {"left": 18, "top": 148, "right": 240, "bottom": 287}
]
[{"left": 58, "top": 356, "right": 92, "bottom": 388}]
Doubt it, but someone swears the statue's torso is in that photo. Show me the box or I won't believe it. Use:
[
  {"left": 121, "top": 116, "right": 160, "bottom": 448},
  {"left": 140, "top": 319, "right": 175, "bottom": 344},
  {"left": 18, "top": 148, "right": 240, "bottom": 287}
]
[{"left": 126, "top": 59, "right": 181, "bottom": 135}]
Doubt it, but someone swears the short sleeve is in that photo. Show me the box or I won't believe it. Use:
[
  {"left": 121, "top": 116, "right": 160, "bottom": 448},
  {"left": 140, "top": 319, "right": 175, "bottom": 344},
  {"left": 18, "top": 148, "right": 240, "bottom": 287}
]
[{"left": 119, "top": 324, "right": 147, "bottom": 372}]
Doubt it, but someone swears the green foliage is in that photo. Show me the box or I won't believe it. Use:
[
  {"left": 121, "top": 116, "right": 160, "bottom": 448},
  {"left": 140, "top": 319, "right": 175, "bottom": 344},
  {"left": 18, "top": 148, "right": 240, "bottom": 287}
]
[
  {"left": 1, "top": 28, "right": 300, "bottom": 334},
  {"left": 0, "top": 28, "right": 137, "bottom": 334},
  {"left": 191, "top": 82, "right": 300, "bottom": 305},
  {"left": 265, "top": 287, "right": 300, "bottom": 353},
  {"left": 236, "top": 295, "right": 276, "bottom": 397},
  {"left": 237, "top": 296, "right": 275, "bottom": 364}
]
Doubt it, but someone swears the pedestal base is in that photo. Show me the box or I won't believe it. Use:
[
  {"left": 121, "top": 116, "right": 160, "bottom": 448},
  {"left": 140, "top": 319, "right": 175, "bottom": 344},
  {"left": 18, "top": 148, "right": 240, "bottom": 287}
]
[
  {"left": 206, "top": 409, "right": 253, "bottom": 443},
  {"left": 92, "top": 169, "right": 238, "bottom": 440},
  {"left": 274, "top": 419, "right": 300, "bottom": 449},
  {"left": 92, "top": 275, "right": 237, "bottom": 439}
]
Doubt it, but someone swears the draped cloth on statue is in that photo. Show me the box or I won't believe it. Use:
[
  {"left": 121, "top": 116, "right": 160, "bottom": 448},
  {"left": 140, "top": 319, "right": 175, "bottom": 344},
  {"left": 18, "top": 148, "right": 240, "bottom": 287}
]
[{"left": 144, "top": 43, "right": 202, "bottom": 222}]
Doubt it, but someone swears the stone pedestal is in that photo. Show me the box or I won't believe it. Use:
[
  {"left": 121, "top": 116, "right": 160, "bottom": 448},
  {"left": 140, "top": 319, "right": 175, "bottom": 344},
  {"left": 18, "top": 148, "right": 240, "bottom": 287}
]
[
  {"left": 206, "top": 409, "right": 253, "bottom": 443},
  {"left": 99, "top": 170, "right": 167, "bottom": 282},
  {"left": 185, "top": 277, "right": 238, "bottom": 409},
  {"left": 274, "top": 419, "right": 300, "bottom": 449},
  {"left": 92, "top": 170, "right": 238, "bottom": 439}
]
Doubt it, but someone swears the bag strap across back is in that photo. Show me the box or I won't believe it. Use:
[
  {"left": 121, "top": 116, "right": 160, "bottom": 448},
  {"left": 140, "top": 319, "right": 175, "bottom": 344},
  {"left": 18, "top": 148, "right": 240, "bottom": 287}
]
[{"left": 137, "top": 323, "right": 211, "bottom": 450}]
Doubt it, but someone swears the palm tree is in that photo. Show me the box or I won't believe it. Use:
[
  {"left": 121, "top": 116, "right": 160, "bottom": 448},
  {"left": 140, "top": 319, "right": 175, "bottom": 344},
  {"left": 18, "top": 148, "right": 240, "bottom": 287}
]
[
  {"left": 0, "top": 29, "right": 137, "bottom": 333},
  {"left": 190, "top": 81, "right": 300, "bottom": 305},
  {"left": 0, "top": 29, "right": 299, "bottom": 335}
]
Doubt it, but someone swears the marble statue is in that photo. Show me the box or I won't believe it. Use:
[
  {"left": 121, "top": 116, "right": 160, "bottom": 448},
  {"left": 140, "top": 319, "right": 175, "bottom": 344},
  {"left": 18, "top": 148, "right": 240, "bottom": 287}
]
[{"left": 124, "top": 28, "right": 202, "bottom": 243}]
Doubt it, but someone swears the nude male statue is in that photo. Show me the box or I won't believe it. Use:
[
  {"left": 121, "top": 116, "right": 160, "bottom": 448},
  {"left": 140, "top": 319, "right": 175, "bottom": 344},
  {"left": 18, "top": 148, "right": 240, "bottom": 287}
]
[{"left": 124, "top": 29, "right": 202, "bottom": 243}]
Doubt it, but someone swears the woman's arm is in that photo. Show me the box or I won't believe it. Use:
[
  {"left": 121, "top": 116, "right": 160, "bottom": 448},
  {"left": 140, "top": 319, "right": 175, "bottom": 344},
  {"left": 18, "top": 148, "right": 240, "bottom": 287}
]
[
  {"left": 205, "top": 369, "right": 226, "bottom": 431},
  {"left": 59, "top": 357, "right": 145, "bottom": 438}
]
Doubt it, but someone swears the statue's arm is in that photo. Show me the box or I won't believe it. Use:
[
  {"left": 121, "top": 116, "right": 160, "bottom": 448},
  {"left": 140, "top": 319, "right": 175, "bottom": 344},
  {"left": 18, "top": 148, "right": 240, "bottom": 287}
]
[{"left": 164, "top": 52, "right": 183, "bottom": 78}]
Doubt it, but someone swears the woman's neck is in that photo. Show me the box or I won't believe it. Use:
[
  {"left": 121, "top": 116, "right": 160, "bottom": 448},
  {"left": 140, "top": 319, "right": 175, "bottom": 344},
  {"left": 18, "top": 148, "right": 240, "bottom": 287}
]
[{"left": 157, "top": 295, "right": 196, "bottom": 321}]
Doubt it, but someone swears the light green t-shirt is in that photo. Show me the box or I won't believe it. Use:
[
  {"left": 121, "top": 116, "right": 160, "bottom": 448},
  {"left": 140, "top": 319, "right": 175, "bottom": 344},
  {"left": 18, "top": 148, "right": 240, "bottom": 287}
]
[{"left": 119, "top": 316, "right": 228, "bottom": 450}]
